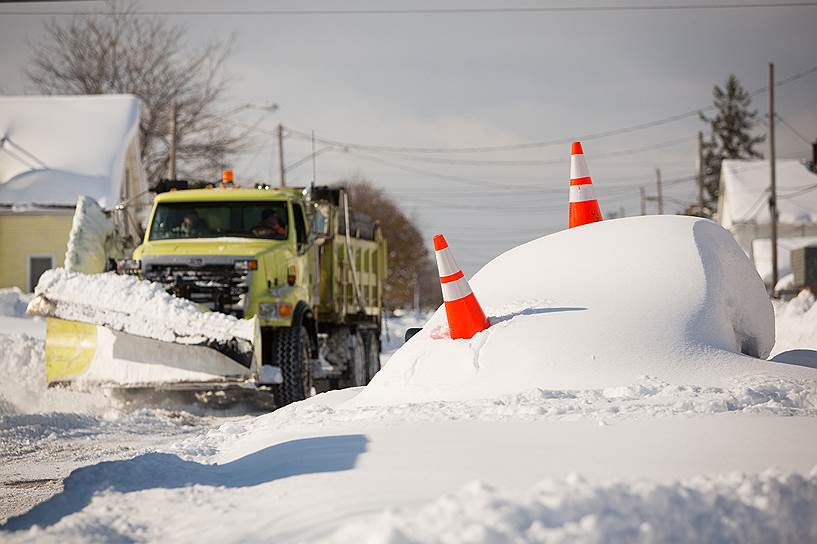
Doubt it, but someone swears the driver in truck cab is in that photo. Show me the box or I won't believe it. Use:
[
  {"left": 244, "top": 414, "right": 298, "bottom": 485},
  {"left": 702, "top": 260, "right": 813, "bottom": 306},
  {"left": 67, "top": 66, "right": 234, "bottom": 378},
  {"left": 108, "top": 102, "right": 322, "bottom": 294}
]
[
  {"left": 177, "top": 210, "right": 208, "bottom": 237},
  {"left": 253, "top": 209, "right": 287, "bottom": 238}
]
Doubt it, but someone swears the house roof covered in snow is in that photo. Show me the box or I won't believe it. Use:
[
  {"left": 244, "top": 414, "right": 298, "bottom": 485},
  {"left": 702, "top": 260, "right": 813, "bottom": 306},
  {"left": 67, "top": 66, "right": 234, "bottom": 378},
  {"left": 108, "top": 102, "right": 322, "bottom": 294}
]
[
  {"left": 718, "top": 159, "right": 817, "bottom": 229},
  {"left": 0, "top": 94, "right": 142, "bottom": 209}
]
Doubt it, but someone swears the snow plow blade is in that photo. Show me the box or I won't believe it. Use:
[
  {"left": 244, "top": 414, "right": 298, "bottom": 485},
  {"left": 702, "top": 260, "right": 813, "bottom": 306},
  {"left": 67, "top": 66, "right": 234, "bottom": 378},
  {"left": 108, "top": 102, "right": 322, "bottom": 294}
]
[{"left": 27, "top": 270, "right": 262, "bottom": 389}]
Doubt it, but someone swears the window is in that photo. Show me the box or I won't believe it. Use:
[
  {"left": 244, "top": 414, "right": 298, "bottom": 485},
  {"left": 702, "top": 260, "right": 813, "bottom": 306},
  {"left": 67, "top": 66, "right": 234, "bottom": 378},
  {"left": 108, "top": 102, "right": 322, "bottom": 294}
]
[
  {"left": 148, "top": 201, "right": 289, "bottom": 241},
  {"left": 28, "top": 255, "right": 54, "bottom": 292},
  {"left": 292, "top": 202, "right": 307, "bottom": 250}
]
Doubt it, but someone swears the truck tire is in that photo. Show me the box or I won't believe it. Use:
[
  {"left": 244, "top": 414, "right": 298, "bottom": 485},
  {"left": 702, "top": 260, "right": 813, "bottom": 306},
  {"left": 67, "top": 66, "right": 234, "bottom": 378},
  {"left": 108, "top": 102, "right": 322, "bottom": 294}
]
[
  {"left": 364, "top": 331, "right": 381, "bottom": 382},
  {"left": 349, "top": 331, "right": 367, "bottom": 387},
  {"left": 276, "top": 325, "right": 313, "bottom": 406}
]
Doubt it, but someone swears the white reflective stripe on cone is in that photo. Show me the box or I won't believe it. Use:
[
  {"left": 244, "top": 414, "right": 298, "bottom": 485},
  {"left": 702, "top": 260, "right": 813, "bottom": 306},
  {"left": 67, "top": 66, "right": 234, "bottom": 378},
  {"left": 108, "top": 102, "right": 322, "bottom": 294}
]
[
  {"left": 435, "top": 248, "right": 460, "bottom": 277},
  {"left": 570, "top": 154, "right": 590, "bottom": 180},
  {"left": 441, "top": 276, "right": 473, "bottom": 302},
  {"left": 569, "top": 184, "right": 596, "bottom": 203}
]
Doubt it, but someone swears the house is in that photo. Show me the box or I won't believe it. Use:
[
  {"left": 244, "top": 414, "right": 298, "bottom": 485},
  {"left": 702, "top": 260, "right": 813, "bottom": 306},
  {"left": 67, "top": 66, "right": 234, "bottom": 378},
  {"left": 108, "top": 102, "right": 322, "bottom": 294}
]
[
  {"left": 717, "top": 159, "right": 817, "bottom": 285},
  {"left": 0, "top": 94, "right": 149, "bottom": 291}
]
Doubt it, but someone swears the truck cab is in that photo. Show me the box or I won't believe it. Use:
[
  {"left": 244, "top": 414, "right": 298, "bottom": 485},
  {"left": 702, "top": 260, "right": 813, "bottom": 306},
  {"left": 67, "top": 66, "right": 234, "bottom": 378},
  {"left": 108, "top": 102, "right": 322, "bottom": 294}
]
[{"left": 126, "top": 184, "right": 386, "bottom": 405}]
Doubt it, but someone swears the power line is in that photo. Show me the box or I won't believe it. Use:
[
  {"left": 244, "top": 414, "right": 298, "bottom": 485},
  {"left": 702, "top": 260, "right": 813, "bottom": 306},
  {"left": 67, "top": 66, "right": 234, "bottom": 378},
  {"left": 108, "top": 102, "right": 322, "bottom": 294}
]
[
  {"left": 283, "top": 62, "right": 817, "bottom": 155},
  {"left": 775, "top": 113, "right": 812, "bottom": 145},
  {"left": 4, "top": 3, "right": 817, "bottom": 16},
  {"left": 287, "top": 134, "right": 695, "bottom": 166}
]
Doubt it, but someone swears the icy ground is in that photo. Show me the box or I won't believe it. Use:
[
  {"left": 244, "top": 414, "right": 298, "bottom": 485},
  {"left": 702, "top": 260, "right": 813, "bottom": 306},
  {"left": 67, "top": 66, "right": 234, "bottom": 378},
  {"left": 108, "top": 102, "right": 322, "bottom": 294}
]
[{"left": 1, "top": 217, "right": 817, "bottom": 542}]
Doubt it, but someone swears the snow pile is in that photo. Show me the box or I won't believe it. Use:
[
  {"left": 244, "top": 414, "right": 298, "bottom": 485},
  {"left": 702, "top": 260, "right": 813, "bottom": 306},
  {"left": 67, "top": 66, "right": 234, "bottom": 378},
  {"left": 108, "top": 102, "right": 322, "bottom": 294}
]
[
  {"left": 63, "top": 196, "right": 114, "bottom": 275},
  {"left": 0, "top": 94, "right": 144, "bottom": 209},
  {"left": 0, "top": 288, "right": 32, "bottom": 318},
  {"left": 353, "top": 216, "right": 815, "bottom": 406},
  {"left": 0, "top": 332, "right": 115, "bottom": 416},
  {"left": 771, "top": 290, "right": 817, "bottom": 361},
  {"left": 29, "top": 269, "right": 255, "bottom": 346},
  {"left": 382, "top": 311, "right": 433, "bottom": 364},
  {"left": 179, "top": 374, "right": 816, "bottom": 445},
  {"left": 0, "top": 334, "right": 45, "bottom": 414},
  {"left": 329, "top": 470, "right": 817, "bottom": 543}
]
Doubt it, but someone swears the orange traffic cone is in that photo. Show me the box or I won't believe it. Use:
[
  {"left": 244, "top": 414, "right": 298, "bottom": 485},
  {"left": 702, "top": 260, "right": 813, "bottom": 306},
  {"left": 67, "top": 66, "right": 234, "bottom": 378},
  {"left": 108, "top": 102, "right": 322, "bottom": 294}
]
[
  {"left": 433, "top": 234, "right": 489, "bottom": 340},
  {"left": 568, "top": 141, "right": 603, "bottom": 228}
]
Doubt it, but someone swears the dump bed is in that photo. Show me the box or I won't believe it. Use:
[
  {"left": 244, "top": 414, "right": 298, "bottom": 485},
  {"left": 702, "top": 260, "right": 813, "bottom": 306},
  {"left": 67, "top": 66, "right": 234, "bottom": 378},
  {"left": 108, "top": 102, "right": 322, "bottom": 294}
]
[{"left": 311, "top": 188, "right": 386, "bottom": 324}]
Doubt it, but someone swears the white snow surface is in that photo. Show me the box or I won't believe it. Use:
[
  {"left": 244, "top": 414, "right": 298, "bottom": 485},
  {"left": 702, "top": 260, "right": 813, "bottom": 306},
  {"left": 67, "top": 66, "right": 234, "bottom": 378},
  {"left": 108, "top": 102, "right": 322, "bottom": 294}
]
[
  {"left": 771, "top": 289, "right": 817, "bottom": 365},
  {"left": 3, "top": 216, "right": 817, "bottom": 542},
  {"left": 0, "top": 288, "right": 32, "bottom": 318},
  {"left": 63, "top": 196, "right": 113, "bottom": 275},
  {"left": 720, "top": 159, "right": 817, "bottom": 229},
  {"left": 328, "top": 470, "right": 817, "bottom": 543},
  {"left": 0, "top": 95, "right": 140, "bottom": 208},
  {"left": 30, "top": 269, "right": 254, "bottom": 345},
  {"left": 353, "top": 215, "right": 814, "bottom": 406}
]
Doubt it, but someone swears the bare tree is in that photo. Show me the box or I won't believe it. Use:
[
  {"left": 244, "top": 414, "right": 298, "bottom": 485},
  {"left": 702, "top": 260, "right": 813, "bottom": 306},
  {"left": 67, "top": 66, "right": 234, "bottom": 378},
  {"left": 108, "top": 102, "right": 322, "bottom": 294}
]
[
  {"left": 26, "top": 3, "right": 251, "bottom": 183},
  {"left": 343, "top": 178, "right": 441, "bottom": 311}
]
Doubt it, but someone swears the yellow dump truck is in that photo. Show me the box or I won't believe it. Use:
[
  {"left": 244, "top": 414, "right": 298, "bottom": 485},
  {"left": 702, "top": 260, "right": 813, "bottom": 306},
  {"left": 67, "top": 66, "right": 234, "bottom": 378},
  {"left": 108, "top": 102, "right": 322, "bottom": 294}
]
[{"left": 34, "top": 183, "right": 387, "bottom": 406}]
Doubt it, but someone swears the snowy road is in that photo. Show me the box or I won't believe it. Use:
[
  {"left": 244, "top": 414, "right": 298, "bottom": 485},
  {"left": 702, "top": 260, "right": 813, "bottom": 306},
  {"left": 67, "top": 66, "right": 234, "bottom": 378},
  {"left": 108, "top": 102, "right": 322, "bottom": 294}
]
[
  {"left": 0, "top": 312, "right": 258, "bottom": 524},
  {"left": 0, "top": 406, "right": 240, "bottom": 522},
  {"left": 0, "top": 310, "right": 424, "bottom": 527}
]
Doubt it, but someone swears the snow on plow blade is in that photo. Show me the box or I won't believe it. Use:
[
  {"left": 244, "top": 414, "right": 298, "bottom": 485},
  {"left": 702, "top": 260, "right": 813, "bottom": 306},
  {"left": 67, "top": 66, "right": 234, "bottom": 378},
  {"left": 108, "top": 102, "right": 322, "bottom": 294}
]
[{"left": 27, "top": 269, "right": 261, "bottom": 388}]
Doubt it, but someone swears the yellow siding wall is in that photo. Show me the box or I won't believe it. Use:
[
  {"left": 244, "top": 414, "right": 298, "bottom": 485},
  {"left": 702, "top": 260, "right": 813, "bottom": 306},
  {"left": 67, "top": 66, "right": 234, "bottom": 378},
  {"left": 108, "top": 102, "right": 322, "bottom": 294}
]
[{"left": 0, "top": 213, "right": 73, "bottom": 291}]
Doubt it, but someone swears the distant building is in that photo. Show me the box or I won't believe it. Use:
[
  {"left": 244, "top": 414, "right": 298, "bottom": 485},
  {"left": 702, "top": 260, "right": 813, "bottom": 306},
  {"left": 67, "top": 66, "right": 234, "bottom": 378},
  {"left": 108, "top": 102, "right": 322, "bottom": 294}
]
[
  {"left": 0, "top": 94, "right": 149, "bottom": 291},
  {"left": 717, "top": 159, "right": 817, "bottom": 286}
]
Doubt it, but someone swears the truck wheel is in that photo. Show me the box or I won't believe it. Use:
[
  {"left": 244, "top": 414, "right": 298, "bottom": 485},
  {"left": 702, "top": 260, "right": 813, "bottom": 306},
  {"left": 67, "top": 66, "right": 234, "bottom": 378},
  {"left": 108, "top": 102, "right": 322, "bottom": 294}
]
[
  {"left": 277, "top": 325, "right": 313, "bottom": 406},
  {"left": 349, "top": 331, "right": 367, "bottom": 387},
  {"left": 364, "top": 332, "right": 381, "bottom": 382}
]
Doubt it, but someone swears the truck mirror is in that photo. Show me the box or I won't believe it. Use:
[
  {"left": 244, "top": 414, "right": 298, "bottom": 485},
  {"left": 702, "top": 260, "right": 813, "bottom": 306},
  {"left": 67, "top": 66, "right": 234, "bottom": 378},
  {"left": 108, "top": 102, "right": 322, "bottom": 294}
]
[{"left": 310, "top": 207, "right": 330, "bottom": 243}]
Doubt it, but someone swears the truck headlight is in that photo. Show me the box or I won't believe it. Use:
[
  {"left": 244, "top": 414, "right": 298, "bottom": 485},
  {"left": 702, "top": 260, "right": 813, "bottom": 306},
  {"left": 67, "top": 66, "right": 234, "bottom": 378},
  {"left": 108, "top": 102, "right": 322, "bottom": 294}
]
[
  {"left": 234, "top": 259, "right": 258, "bottom": 271},
  {"left": 259, "top": 303, "right": 278, "bottom": 320}
]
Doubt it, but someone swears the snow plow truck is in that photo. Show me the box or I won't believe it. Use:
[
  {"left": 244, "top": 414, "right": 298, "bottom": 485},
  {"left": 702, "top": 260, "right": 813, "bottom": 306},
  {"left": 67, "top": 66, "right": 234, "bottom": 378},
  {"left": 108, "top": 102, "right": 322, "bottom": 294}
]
[{"left": 30, "top": 182, "right": 387, "bottom": 406}]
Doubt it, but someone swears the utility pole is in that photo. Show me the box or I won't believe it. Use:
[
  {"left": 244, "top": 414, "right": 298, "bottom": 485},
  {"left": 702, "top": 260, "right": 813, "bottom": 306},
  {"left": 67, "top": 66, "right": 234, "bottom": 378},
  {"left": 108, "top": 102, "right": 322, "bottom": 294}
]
[
  {"left": 169, "top": 102, "right": 177, "bottom": 180},
  {"left": 412, "top": 271, "right": 420, "bottom": 313},
  {"left": 640, "top": 187, "right": 646, "bottom": 215},
  {"left": 311, "top": 129, "right": 317, "bottom": 185},
  {"left": 697, "top": 131, "right": 705, "bottom": 213},
  {"left": 277, "top": 123, "right": 286, "bottom": 187},
  {"left": 769, "top": 62, "right": 779, "bottom": 293},
  {"left": 656, "top": 167, "right": 664, "bottom": 214},
  {"left": 812, "top": 138, "right": 817, "bottom": 172}
]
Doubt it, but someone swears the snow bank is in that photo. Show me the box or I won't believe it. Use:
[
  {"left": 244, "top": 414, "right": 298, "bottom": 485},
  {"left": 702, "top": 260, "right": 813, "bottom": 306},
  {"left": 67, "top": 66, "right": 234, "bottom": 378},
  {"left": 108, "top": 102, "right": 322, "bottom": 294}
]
[
  {"left": 0, "top": 333, "right": 116, "bottom": 416},
  {"left": 353, "top": 216, "right": 815, "bottom": 406},
  {"left": 186, "top": 374, "right": 817, "bottom": 446},
  {"left": 0, "top": 288, "right": 32, "bottom": 318},
  {"left": 0, "top": 334, "right": 45, "bottom": 414},
  {"left": 29, "top": 269, "right": 254, "bottom": 346},
  {"left": 772, "top": 290, "right": 817, "bottom": 360},
  {"left": 382, "top": 311, "right": 433, "bottom": 364},
  {"left": 328, "top": 469, "right": 817, "bottom": 543},
  {"left": 63, "top": 196, "right": 113, "bottom": 274}
]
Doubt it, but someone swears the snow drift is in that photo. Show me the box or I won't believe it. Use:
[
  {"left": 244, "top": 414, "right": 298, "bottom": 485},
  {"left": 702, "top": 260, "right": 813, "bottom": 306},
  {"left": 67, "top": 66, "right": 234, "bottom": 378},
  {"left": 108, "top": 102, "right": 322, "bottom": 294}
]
[
  {"left": 355, "top": 216, "right": 815, "bottom": 405},
  {"left": 29, "top": 269, "right": 254, "bottom": 348},
  {"left": 0, "top": 288, "right": 31, "bottom": 318},
  {"left": 329, "top": 470, "right": 817, "bottom": 543},
  {"left": 62, "top": 196, "right": 114, "bottom": 275}
]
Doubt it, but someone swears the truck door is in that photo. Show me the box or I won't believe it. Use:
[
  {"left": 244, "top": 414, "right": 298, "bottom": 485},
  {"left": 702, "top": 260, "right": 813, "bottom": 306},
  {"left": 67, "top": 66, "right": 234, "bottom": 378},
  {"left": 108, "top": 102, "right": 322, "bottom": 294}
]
[{"left": 292, "top": 202, "right": 319, "bottom": 306}]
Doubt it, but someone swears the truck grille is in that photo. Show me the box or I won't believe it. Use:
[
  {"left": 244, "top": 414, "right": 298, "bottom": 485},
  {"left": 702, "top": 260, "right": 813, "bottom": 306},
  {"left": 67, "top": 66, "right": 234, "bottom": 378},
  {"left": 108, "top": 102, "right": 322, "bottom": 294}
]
[{"left": 144, "top": 264, "right": 250, "bottom": 317}]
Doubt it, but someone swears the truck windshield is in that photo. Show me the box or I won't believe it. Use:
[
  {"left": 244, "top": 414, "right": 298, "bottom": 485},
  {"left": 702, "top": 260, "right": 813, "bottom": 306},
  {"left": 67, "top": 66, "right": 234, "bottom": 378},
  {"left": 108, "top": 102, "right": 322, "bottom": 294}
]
[{"left": 148, "top": 201, "right": 289, "bottom": 241}]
